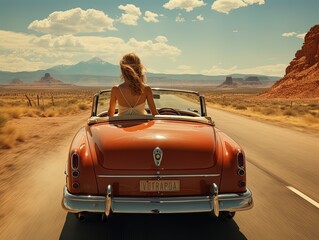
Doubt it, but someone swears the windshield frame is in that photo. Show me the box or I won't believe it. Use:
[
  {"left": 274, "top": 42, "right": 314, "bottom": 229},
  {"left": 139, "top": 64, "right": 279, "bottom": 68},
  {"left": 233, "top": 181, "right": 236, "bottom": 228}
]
[{"left": 91, "top": 88, "right": 207, "bottom": 117}]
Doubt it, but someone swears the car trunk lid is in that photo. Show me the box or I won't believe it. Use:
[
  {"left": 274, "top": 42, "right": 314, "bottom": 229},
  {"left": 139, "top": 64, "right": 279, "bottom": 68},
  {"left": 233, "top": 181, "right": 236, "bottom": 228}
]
[{"left": 90, "top": 119, "right": 216, "bottom": 171}]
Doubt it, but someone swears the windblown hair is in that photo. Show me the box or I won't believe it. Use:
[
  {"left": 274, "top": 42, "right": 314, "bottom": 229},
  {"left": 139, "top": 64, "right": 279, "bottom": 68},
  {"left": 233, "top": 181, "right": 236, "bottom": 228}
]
[{"left": 120, "top": 53, "right": 145, "bottom": 95}]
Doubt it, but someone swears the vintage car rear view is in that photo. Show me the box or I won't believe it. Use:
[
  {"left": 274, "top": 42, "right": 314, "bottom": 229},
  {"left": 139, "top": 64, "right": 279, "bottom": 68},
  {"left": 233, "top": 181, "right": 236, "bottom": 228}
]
[{"left": 62, "top": 89, "right": 253, "bottom": 221}]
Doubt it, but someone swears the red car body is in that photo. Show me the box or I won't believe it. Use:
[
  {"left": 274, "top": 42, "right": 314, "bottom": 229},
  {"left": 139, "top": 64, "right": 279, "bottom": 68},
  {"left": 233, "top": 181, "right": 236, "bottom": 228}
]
[{"left": 62, "top": 89, "right": 253, "bottom": 220}]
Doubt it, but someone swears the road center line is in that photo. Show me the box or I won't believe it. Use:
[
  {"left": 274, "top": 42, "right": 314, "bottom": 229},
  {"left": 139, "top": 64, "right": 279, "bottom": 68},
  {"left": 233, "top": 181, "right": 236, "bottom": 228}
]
[{"left": 287, "top": 186, "right": 319, "bottom": 209}]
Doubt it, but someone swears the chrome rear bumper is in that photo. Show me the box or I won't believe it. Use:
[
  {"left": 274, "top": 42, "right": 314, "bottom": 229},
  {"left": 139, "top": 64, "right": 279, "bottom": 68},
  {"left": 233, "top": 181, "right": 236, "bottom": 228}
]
[{"left": 62, "top": 185, "right": 253, "bottom": 216}]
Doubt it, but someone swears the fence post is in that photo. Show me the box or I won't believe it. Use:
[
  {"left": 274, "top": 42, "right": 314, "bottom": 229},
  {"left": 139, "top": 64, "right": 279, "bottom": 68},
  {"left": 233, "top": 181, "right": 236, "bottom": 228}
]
[{"left": 25, "top": 94, "right": 32, "bottom": 107}]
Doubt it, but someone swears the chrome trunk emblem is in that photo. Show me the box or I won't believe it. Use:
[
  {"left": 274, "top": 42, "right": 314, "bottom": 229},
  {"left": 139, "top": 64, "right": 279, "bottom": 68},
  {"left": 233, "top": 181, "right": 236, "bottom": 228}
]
[{"left": 153, "top": 147, "right": 163, "bottom": 167}]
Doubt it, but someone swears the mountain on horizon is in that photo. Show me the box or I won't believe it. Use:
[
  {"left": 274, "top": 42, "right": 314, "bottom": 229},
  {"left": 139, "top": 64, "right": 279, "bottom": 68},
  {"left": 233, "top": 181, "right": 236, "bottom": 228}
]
[
  {"left": 0, "top": 57, "right": 281, "bottom": 86},
  {"left": 48, "top": 57, "right": 120, "bottom": 76}
]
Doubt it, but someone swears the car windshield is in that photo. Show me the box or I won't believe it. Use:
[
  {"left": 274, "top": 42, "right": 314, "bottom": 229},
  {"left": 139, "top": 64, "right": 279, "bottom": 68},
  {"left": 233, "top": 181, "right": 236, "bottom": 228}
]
[
  {"left": 95, "top": 89, "right": 202, "bottom": 117},
  {"left": 152, "top": 89, "right": 201, "bottom": 114}
]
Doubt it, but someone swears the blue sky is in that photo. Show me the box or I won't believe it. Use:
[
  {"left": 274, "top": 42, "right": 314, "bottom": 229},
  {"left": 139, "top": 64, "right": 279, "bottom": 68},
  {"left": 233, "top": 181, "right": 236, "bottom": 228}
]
[{"left": 0, "top": 0, "right": 318, "bottom": 76}]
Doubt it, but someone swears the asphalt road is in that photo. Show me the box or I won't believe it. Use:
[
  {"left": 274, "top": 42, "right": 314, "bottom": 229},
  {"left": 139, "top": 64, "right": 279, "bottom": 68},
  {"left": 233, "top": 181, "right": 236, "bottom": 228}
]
[{"left": 1, "top": 99, "right": 319, "bottom": 240}]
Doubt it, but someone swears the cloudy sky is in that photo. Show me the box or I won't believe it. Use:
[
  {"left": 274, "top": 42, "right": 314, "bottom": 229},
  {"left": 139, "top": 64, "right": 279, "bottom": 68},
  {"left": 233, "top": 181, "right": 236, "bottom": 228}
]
[{"left": 0, "top": 0, "right": 318, "bottom": 76}]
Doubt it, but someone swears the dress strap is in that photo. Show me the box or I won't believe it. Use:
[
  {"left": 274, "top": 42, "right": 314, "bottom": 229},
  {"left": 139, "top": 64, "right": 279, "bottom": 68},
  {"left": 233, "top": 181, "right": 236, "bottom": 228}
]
[
  {"left": 118, "top": 86, "right": 132, "bottom": 108},
  {"left": 132, "top": 95, "right": 141, "bottom": 108},
  {"left": 118, "top": 86, "right": 142, "bottom": 108}
]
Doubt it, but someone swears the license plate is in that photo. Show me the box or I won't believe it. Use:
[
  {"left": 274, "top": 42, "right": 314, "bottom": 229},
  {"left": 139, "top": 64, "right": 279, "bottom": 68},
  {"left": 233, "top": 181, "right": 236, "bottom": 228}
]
[{"left": 140, "top": 180, "right": 180, "bottom": 192}]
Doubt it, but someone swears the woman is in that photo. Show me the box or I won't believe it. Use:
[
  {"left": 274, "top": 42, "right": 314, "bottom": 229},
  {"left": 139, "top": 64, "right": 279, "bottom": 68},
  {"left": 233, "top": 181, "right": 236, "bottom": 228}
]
[{"left": 108, "top": 53, "right": 159, "bottom": 117}]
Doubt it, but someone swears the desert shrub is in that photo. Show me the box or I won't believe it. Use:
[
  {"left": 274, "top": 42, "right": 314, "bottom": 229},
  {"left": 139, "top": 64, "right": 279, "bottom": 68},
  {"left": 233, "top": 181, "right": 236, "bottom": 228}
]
[
  {"left": 220, "top": 101, "right": 231, "bottom": 107},
  {"left": 25, "top": 111, "right": 35, "bottom": 117},
  {"left": 0, "top": 114, "right": 7, "bottom": 127},
  {"left": 8, "top": 107, "right": 22, "bottom": 119},
  {"left": 233, "top": 104, "right": 247, "bottom": 110},
  {"left": 303, "top": 114, "right": 319, "bottom": 124},
  {"left": 251, "top": 106, "right": 262, "bottom": 113},
  {"left": 283, "top": 109, "right": 298, "bottom": 117},
  {"left": 67, "top": 99, "right": 77, "bottom": 105},
  {"left": 291, "top": 105, "right": 309, "bottom": 115},
  {"left": 308, "top": 103, "right": 319, "bottom": 110},
  {"left": 44, "top": 108, "right": 56, "bottom": 117},
  {"left": 11, "top": 101, "right": 23, "bottom": 107},
  {"left": 0, "top": 125, "right": 25, "bottom": 149},
  {"left": 261, "top": 107, "right": 277, "bottom": 116},
  {"left": 78, "top": 103, "right": 89, "bottom": 110}
]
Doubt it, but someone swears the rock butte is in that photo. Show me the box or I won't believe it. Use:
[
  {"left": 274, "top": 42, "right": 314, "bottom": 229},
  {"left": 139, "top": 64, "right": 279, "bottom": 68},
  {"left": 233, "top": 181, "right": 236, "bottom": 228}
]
[{"left": 260, "top": 24, "right": 319, "bottom": 98}]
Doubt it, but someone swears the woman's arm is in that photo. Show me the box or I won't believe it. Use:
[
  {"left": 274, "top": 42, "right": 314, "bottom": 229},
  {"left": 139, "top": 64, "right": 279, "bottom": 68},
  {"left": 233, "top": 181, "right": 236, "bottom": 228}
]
[
  {"left": 108, "top": 86, "right": 117, "bottom": 117},
  {"left": 145, "top": 86, "right": 159, "bottom": 115}
]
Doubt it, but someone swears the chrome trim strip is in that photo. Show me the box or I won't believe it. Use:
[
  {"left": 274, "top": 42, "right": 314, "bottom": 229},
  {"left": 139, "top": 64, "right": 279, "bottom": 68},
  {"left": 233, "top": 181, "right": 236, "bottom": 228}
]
[
  {"left": 62, "top": 186, "right": 253, "bottom": 214},
  {"left": 97, "top": 174, "right": 220, "bottom": 178},
  {"left": 113, "top": 197, "right": 211, "bottom": 204},
  {"left": 99, "top": 88, "right": 200, "bottom": 96}
]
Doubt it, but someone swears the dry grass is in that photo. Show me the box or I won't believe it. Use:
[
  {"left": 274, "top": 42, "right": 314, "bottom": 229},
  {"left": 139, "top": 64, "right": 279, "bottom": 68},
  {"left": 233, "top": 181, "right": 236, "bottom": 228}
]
[
  {"left": 0, "top": 86, "right": 102, "bottom": 149},
  {"left": 198, "top": 87, "right": 319, "bottom": 135},
  {"left": 0, "top": 125, "right": 25, "bottom": 149}
]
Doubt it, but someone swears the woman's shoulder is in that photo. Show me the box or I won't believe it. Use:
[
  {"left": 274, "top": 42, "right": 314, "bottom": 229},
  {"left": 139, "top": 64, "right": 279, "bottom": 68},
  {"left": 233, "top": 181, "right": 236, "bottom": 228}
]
[
  {"left": 112, "top": 84, "right": 124, "bottom": 90},
  {"left": 144, "top": 84, "right": 152, "bottom": 91}
]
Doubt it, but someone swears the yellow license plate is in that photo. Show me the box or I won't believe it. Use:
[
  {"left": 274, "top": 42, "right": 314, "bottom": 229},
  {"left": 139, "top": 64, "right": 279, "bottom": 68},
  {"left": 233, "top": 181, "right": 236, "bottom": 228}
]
[{"left": 140, "top": 180, "right": 180, "bottom": 192}]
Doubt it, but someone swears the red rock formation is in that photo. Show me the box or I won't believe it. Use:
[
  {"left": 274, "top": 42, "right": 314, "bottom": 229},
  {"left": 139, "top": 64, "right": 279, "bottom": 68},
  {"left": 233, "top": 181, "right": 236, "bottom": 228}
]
[
  {"left": 33, "top": 73, "right": 64, "bottom": 85},
  {"left": 260, "top": 25, "right": 319, "bottom": 98}
]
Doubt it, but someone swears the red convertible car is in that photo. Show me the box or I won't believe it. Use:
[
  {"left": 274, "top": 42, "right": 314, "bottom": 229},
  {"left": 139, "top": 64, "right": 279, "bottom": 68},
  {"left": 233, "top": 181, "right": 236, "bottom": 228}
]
[{"left": 62, "top": 88, "right": 253, "bottom": 221}]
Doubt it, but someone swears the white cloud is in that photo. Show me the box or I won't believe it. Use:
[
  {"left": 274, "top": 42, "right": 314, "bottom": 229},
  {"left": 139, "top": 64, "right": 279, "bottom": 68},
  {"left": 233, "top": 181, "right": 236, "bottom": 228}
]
[
  {"left": 28, "top": 8, "right": 116, "bottom": 35},
  {"left": 0, "top": 30, "right": 181, "bottom": 71},
  {"left": 282, "top": 32, "right": 297, "bottom": 37},
  {"left": 282, "top": 32, "right": 306, "bottom": 39},
  {"left": 202, "top": 63, "right": 286, "bottom": 76},
  {"left": 233, "top": 30, "right": 239, "bottom": 33},
  {"left": 143, "top": 11, "right": 160, "bottom": 23},
  {"left": 176, "top": 13, "right": 186, "bottom": 22},
  {"left": 212, "top": 0, "right": 265, "bottom": 14},
  {"left": 163, "top": 0, "right": 206, "bottom": 12},
  {"left": 118, "top": 4, "right": 141, "bottom": 26},
  {"left": 296, "top": 33, "right": 306, "bottom": 39},
  {"left": 196, "top": 15, "right": 204, "bottom": 21},
  {"left": 31, "top": 34, "right": 84, "bottom": 49},
  {"left": 155, "top": 36, "right": 168, "bottom": 43}
]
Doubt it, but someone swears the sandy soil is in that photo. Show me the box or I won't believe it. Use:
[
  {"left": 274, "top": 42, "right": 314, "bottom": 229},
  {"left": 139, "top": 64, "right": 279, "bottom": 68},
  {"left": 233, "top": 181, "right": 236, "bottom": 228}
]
[{"left": 0, "top": 111, "right": 90, "bottom": 238}]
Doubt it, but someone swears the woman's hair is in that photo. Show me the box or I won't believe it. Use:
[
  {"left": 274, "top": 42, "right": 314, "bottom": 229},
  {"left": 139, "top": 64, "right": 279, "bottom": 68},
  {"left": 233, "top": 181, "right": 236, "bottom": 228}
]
[{"left": 120, "top": 53, "right": 145, "bottom": 95}]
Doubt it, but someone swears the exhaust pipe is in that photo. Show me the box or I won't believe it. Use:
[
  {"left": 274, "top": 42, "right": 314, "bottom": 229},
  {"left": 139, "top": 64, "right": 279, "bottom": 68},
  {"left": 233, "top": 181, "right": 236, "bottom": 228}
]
[{"left": 77, "top": 212, "right": 86, "bottom": 222}]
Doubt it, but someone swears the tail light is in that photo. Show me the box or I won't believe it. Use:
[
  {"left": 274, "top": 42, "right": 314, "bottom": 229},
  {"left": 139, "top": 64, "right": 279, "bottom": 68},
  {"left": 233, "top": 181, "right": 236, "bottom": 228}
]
[
  {"left": 237, "top": 152, "right": 244, "bottom": 168},
  {"left": 237, "top": 152, "right": 245, "bottom": 176},
  {"left": 71, "top": 152, "right": 80, "bottom": 170},
  {"left": 71, "top": 152, "right": 80, "bottom": 182}
]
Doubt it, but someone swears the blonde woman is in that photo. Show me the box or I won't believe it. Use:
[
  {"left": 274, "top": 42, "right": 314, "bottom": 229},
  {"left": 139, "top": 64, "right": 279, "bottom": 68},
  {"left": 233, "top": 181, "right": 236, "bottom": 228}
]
[{"left": 108, "top": 53, "right": 159, "bottom": 117}]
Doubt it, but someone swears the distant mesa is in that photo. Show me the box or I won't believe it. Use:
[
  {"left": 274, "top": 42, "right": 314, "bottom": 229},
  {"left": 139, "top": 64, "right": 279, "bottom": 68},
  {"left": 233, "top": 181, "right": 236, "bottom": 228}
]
[
  {"left": 33, "top": 73, "right": 65, "bottom": 85},
  {"left": 10, "top": 78, "right": 24, "bottom": 85},
  {"left": 219, "top": 76, "right": 261, "bottom": 88},
  {"left": 260, "top": 24, "right": 319, "bottom": 98},
  {"left": 245, "top": 76, "right": 262, "bottom": 85}
]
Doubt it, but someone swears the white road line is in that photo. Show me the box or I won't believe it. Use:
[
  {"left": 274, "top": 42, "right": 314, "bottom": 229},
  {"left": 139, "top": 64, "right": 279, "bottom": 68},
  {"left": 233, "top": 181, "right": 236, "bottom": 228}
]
[{"left": 287, "top": 186, "right": 319, "bottom": 209}]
